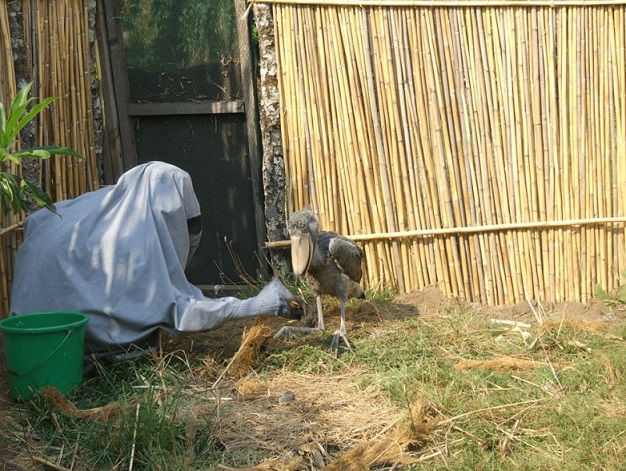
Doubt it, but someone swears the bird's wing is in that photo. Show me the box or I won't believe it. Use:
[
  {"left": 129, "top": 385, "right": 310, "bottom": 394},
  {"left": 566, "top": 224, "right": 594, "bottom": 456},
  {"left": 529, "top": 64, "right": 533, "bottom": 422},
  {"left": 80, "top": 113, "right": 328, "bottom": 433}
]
[{"left": 328, "top": 235, "right": 364, "bottom": 282}]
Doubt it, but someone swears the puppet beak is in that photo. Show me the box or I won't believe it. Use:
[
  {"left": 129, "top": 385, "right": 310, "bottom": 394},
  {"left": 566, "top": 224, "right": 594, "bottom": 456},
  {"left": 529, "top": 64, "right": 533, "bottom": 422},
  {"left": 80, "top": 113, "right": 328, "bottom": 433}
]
[{"left": 290, "top": 234, "right": 313, "bottom": 278}]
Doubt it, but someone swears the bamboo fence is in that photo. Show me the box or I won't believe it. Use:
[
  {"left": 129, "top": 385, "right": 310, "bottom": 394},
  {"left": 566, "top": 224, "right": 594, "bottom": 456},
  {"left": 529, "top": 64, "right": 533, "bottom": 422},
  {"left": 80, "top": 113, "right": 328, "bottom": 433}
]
[
  {"left": 267, "top": 1, "right": 626, "bottom": 304},
  {"left": 0, "top": 0, "right": 99, "bottom": 316}
]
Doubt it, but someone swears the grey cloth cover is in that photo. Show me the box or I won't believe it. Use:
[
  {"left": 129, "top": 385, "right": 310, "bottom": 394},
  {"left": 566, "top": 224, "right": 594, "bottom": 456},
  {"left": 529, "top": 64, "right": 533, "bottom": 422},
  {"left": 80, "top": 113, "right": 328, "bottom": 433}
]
[{"left": 10, "top": 162, "right": 291, "bottom": 354}]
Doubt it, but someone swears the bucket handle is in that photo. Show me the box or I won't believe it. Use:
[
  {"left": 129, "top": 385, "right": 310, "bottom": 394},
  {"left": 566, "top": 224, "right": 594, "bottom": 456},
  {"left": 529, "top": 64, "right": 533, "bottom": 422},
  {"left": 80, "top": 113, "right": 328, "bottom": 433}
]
[{"left": 6, "top": 328, "right": 75, "bottom": 376}]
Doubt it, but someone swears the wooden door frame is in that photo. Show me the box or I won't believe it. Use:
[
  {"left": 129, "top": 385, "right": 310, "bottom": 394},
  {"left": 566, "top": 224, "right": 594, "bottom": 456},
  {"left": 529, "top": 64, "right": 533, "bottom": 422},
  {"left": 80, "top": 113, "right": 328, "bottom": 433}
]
[{"left": 95, "top": 0, "right": 268, "bottom": 282}]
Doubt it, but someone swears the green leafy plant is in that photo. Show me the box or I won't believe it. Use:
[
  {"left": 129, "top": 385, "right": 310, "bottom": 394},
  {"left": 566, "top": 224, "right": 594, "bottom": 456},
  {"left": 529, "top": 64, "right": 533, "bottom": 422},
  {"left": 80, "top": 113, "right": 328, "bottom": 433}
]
[
  {"left": 0, "top": 82, "right": 83, "bottom": 215},
  {"left": 595, "top": 270, "right": 626, "bottom": 307}
]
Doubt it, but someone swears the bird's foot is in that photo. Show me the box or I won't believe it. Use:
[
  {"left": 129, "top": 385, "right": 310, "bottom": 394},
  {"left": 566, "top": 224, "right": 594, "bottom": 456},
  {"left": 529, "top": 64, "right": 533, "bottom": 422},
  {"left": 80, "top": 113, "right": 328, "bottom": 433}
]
[
  {"left": 273, "top": 326, "right": 323, "bottom": 340},
  {"left": 329, "top": 330, "right": 354, "bottom": 356}
]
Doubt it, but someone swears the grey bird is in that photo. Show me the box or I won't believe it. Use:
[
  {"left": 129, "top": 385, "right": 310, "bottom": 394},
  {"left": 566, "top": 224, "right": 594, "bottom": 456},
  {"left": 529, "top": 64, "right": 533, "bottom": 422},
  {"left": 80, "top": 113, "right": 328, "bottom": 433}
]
[{"left": 274, "top": 206, "right": 366, "bottom": 354}]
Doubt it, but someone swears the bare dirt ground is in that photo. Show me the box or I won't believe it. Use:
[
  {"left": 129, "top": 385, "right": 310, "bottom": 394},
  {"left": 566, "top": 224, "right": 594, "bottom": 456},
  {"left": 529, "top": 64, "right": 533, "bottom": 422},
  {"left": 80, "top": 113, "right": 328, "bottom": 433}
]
[{"left": 173, "top": 285, "right": 625, "bottom": 361}]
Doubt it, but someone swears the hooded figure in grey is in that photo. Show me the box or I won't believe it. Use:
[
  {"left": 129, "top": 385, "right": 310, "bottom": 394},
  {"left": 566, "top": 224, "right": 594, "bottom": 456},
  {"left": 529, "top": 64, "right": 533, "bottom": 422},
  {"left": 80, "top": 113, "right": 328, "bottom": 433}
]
[{"left": 10, "top": 161, "right": 301, "bottom": 355}]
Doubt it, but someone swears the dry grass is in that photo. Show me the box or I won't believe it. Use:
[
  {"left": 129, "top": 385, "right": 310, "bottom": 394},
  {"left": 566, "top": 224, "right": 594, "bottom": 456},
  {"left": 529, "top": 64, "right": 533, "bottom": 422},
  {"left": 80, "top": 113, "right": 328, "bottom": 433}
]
[
  {"left": 38, "top": 387, "right": 126, "bottom": 423},
  {"left": 211, "top": 371, "right": 437, "bottom": 469},
  {"left": 202, "top": 317, "right": 440, "bottom": 468},
  {"left": 454, "top": 356, "right": 571, "bottom": 371},
  {"left": 1, "top": 289, "right": 626, "bottom": 470}
]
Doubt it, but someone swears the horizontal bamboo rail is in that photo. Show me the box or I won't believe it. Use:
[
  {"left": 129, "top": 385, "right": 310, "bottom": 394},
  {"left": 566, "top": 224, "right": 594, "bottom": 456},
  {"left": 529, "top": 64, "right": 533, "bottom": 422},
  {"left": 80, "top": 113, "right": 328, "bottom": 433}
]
[
  {"left": 0, "top": 223, "right": 24, "bottom": 238},
  {"left": 266, "top": 217, "right": 626, "bottom": 248}
]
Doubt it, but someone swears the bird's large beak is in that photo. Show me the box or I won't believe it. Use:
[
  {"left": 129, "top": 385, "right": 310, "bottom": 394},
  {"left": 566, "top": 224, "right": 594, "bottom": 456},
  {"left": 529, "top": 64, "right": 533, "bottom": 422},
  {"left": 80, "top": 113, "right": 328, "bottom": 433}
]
[{"left": 290, "top": 234, "right": 313, "bottom": 278}]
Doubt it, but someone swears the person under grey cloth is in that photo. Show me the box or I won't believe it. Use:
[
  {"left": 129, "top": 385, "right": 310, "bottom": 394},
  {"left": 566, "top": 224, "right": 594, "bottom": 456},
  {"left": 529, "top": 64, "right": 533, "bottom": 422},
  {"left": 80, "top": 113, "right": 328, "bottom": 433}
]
[{"left": 9, "top": 161, "right": 303, "bottom": 356}]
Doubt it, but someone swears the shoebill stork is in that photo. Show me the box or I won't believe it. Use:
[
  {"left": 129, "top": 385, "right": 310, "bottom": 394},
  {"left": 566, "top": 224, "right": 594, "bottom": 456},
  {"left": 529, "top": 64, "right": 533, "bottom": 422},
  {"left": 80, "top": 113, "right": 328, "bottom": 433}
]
[{"left": 275, "top": 206, "right": 366, "bottom": 354}]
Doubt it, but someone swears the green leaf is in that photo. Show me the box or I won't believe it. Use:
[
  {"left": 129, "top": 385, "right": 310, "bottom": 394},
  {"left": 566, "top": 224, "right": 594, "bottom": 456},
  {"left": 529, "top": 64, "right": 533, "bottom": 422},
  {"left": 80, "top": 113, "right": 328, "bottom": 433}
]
[
  {"left": 6, "top": 82, "right": 32, "bottom": 119},
  {"left": 4, "top": 83, "right": 34, "bottom": 144},
  {"left": 594, "top": 283, "right": 613, "bottom": 303},
  {"left": 0, "top": 172, "right": 26, "bottom": 214},
  {"left": 616, "top": 284, "right": 626, "bottom": 304},
  {"left": 0, "top": 147, "right": 9, "bottom": 164},
  {"left": 12, "top": 148, "right": 52, "bottom": 160},
  {"left": 19, "top": 178, "right": 57, "bottom": 213},
  {"left": 0, "top": 103, "right": 6, "bottom": 145},
  {"left": 0, "top": 83, "right": 79, "bottom": 217},
  {"left": 4, "top": 151, "right": 22, "bottom": 165},
  {"left": 0, "top": 147, "right": 22, "bottom": 165},
  {"left": 20, "top": 145, "right": 84, "bottom": 159},
  {"left": 12, "top": 96, "right": 58, "bottom": 139},
  {"left": 0, "top": 172, "right": 57, "bottom": 215}
]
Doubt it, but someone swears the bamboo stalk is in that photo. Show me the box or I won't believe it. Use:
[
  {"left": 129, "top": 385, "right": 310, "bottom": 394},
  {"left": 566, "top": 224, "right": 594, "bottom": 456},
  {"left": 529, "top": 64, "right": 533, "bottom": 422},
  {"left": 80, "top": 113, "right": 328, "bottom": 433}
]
[
  {"left": 345, "top": 7, "right": 376, "bottom": 239},
  {"left": 420, "top": 9, "right": 455, "bottom": 297},
  {"left": 597, "top": 6, "right": 608, "bottom": 294},
  {"left": 279, "top": 6, "right": 303, "bottom": 211},
  {"left": 414, "top": 8, "right": 447, "bottom": 295},
  {"left": 571, "top": 6, "right": 582, "bottom": 301},
  {"left": 461, "top": 7, "right": 494, "bottom": 302},
  {"left": 528, "top": 7, "right": 548, "bottom": 301},
  {"left": 370, "top": 7, "right": 395, "bottom": 264},
  {"left": 350, "top": 9, "right": 381, "bottom": 286},
  {"left": 448, "top": 7, "right": 483, "bottom": 301},
  {"left": 554, "top": 7, "right": 565, "bottom": 301},
  {"left": 432, "top": 7, "right": 466, "bottom": 299},
  {"left": 334, "top": 6, "right": 362, "bottom": 235},
  {"left": 385, "top": 9, "right": 413, "bottom": 289},
  {"left": 590, "top": 7, "right": 615, "bottom": 295},
  {"left": 318, "top": 9, "right": 338, "bottom": 232},
  {"left": 321, "top": 7, "right": 344, "bottom": 229},
  {"left": 273, "top": 6, "right": 290, "bottom": 209},
  {"left": 359, "top": 8, "right": 395, "bottom": 287},
  {"left": 479, "top": 9, "right": 507, "bottom": 302},
  {"left": 342, "top": 7, "right": 375, "bottom": 238},
  {"left": 293, "top": 7, "right": 317, "bottom": 216},
  {"left": 616, "top": 6, "right": 626, "bottom": 282},
  {"left": 308, "top": 7, "right": 332, "bottom": 226},
  {"left": 366, "top": 8, "right": 406, "bottom": 292},
  {"left": 586, "top": 6, "right": 597, "bottom": 296},
  {"left": 399, "top": 10, "right": 428, "bottom": 288},
  {"left": 518, "top": 8, "right": 538, "bottom": 300},
  {"left": 475, "top": 7, "right": 508, "bottom": 303},
  {"left": 541, "top": 7, "right": 557, "bottom": 301}
]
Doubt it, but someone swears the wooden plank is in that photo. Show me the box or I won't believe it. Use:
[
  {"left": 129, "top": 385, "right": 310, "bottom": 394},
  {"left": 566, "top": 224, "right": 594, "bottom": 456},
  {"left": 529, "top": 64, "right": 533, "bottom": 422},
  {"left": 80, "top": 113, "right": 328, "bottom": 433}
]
[
  {"left": 95, "top": 0, "right": 120, "bottom": 183},
  {"left": 235, "top": 0, "right": 268, "bottom": 277},
  {"left": 100, "top": 0, "right": 136, "bottom": 177},
  {"left": 127, "top": 100, "right": 245, "bottom": 116}
]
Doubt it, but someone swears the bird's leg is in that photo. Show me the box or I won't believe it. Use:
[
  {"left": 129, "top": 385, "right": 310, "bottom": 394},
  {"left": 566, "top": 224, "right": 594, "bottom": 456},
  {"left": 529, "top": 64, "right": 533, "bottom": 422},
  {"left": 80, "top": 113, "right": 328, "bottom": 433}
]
[
  {"left": 316, "top": 295, "right": 325, "bottom": 330},
  {"left": 274, "top": 294, "right": 325, "bottom": 340},
  {"left": 329, "top": 299, "right": 354, "bottom": 355}
]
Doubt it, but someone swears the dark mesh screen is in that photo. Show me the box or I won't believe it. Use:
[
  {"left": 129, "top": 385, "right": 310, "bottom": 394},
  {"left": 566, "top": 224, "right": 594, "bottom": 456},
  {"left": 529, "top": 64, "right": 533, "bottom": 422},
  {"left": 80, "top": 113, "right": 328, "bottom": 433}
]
[
  {"left": 135, "top": 116, "right": 259, "bottom": 285},
  {"left": 120, "top": 0, "right": 240, "bottom": 103},
  {"left": 127, "top": 63, "right": 242, "bottom": 103}
]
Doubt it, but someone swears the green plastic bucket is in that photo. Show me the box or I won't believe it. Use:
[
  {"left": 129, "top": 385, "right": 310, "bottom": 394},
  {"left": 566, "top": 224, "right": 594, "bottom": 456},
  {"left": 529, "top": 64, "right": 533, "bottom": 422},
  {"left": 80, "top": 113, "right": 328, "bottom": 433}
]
[{"left": 0, "top": 312, "right": 89, "bottom": 400}]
